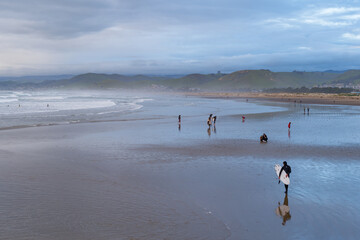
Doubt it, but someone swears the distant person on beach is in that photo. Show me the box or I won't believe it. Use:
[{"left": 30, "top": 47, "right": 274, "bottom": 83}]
[
  {"left": 288, "top": 122, "right": 291, "bottom": 129},
  {"left": 242, "top": 116, "right": 245, "bottom": 122},
  {"left": 213, "top": 116, "right": 217, "bottom": 124},
  {"left": 260, "top": 133, "right": 268, "bottom": 142},
  {"left": 178, "top": 115, "right": 181, "bottom": 123},
  {"left": 307, "top": 107, "right": 310, "bottom": 114},
  {"left": 278, "top": 161, "right": 291, "bottom": 194},
  {"left": 208, "top": 114, "right": 213, "bottom": 126}
]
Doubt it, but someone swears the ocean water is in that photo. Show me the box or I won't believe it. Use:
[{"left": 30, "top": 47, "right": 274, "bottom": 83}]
[{"left": 0, "top": 90, "right": 152, "bottom": 129}]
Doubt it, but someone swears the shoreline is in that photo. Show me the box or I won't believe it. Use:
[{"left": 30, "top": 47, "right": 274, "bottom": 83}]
[{"left": 184, "top": 92, "right": 360, "bottom": 106}]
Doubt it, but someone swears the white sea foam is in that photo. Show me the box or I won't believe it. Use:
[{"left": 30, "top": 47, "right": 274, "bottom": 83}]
[
  {"left": 23, "top": 96, "right": 65, "bottom": 101},
  {"left": 0, "top": 99, "right": 18, "bottom": 103},
  {"left": 0, "top": 91, "right": 149, "bottom": 128}
]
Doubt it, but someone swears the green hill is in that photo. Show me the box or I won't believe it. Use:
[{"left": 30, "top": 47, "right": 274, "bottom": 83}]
[
  {"left": 331, "top": 70, "right": 360, "bottom": 85},
  {"left": 216, "top": 70, "right": 339, "bottom": 89},
  {"left": 160, "top": 73, "right": 223, "bottom": 89},
  {"left": 0, "top": 70, "right": 348, "bottom": 90}
]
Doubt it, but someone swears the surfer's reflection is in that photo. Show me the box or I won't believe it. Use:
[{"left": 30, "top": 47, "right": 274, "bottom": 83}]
[
  {"left": 178, "top": 123, "right": 181, "bottom": 132},
  {"left": 275, "top": 194, "right": 291, "bottom": 226},
  {"left": 207, "top": 126, "right": 211, "bottom": 137}
]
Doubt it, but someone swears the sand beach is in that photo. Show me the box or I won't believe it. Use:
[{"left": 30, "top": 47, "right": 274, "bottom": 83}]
[{"left": 0, "top": 92, "right": 359, "bottom": 239}]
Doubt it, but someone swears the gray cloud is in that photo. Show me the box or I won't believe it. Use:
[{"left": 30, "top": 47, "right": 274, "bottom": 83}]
[{"left": 0, "top": 0, "right": 360, "bottom": 75}]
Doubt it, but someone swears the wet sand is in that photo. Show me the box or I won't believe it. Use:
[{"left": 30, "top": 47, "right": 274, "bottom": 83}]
[{"left": 0, "top": 97, "right": 360, "bottom": 239}]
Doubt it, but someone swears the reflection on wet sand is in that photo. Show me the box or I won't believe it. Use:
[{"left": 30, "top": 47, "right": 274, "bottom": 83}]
[
  {"left": 275, "top": 194, "right": 291, "bottom": 226},
  {"left": 178, "top": 123, "right": 181, "bottom": 132},
  {"left": 207, "top": 126, "right": 216, "bottom": 136}
]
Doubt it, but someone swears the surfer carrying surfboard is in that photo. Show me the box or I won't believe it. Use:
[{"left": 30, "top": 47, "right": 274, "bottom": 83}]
[{"left": 278, "top": 161, "right": 291, "bottom": 194}]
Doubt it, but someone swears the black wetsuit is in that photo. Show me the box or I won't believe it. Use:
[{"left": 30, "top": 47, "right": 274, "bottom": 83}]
[{"left": 279, "top": 165, "right": 291, "bottom": 193}]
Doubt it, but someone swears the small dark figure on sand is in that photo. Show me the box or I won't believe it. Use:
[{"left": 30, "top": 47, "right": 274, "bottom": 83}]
[
  {"left": 307, "top": 107, "right": 310, "bottom": 114},
  {"left": 260, "top": 133, "right": 268, "bottom": 142},
  {"left": 288, "top": 122, "right": 291, "bottom": 129},
  {"left": 278, "top": 161, "right": 291, "bottom": 194},
  {"left": 242, "top": 116, "right": 245, "bottom": 122},
  {"left": 213, "top": 116, "right": 217, "bottom": 124},
  {"left": 178, "top": 115, "right": 181, "bottom": 123}
]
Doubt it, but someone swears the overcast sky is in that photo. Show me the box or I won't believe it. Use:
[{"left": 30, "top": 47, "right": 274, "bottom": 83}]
[{"left": 1, "top": 0, "right": 360, "bottom": 76}]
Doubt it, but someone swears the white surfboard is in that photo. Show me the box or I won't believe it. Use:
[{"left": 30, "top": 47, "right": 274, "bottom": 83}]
[{"left": 275, "top": 164, "right": 290, "bottom": 185}]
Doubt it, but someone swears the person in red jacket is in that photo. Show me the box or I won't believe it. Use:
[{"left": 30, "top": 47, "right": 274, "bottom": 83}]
[{"left": 288, "top": 122, "right": 291, "bottom": 129}]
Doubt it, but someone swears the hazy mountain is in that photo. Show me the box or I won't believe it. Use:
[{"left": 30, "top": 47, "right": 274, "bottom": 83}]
[
  {"left": 0, "top": 75, "right": 74, "bottom": 83},
  {"left": 0, "top": 70, "right": 354, "bottom": 90},
  {"left": 330, "top": 70, "right": 360, "bottom": 85},
  {"left": 216, "top": 70, "right": 340, "bottom": 89}
]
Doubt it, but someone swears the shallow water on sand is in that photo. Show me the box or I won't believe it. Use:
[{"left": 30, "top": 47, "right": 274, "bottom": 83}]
[{"left": 0, "top": 94, "right": 359, "bottom": 239}]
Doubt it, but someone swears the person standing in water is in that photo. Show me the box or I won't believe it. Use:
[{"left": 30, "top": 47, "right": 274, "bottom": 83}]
[
  {"left": 288, "top": 122, "right": 291, "bottom": 129},
  {"left": 213, "top": 116, "right": 217, "bottom": 125},
  {"left": 278, "top": 161, "right": 291, "bottom": 194}
]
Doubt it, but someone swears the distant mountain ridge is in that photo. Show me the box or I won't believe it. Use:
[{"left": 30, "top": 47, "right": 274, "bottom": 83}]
[
  {"left": 330, "top": 70, "right": 360, "bottom": 85},
  {"left": 0, "top": 70, "right": 359, "bottom": 90},
  {"left": 0, "top": 75, "right": 74, "bottom": 83}
]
